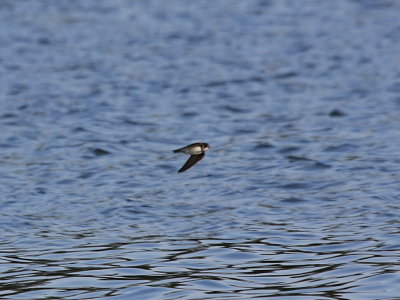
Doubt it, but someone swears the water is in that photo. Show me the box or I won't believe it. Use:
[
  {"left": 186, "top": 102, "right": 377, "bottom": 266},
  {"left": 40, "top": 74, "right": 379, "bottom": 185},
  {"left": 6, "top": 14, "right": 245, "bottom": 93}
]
[{"left": 1, "top": 0, "right": 400, "bottom": 299}]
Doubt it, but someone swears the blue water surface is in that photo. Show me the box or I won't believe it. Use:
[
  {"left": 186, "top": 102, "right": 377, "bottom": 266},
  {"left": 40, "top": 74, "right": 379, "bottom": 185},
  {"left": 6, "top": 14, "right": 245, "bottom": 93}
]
[{"left": 1, "top": 0, "right": 400, "bottom": 299}]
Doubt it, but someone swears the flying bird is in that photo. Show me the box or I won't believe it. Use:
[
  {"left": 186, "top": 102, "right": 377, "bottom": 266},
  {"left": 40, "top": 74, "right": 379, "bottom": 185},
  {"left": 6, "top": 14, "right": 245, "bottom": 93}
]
[{"left": 173, "top": 142, "right": 210, "bottom": 173}]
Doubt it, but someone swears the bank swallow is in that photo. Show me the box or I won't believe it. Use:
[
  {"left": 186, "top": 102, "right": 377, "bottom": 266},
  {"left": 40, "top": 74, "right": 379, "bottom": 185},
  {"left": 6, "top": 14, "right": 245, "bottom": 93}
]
[{"left": 173, "top": 142, "right": 210, "bottom": 173}]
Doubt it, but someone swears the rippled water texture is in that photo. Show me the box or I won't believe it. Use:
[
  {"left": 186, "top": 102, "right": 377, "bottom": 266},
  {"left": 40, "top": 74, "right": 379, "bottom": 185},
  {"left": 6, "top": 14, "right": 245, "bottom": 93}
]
[{"left": 1, "top": 0, "right": 400, "bottom": 299}]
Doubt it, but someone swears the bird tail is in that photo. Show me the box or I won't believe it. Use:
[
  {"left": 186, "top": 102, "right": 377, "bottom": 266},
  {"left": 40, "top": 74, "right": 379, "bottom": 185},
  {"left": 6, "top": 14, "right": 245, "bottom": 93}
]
[{"left": 173, "top": 149, "right": 181, "bottom": 153}]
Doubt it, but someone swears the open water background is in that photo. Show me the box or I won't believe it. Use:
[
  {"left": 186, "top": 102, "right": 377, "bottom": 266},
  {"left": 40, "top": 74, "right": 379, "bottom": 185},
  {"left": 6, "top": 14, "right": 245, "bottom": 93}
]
[{"left": 1, "top": 0, "right": 400, "bottom": 299}]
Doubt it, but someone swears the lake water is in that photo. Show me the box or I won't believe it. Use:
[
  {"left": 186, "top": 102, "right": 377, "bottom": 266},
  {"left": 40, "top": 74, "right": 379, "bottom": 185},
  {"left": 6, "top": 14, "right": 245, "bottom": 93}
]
[{"left": 1, "top": 0, "right": 400, "bottom": 299}]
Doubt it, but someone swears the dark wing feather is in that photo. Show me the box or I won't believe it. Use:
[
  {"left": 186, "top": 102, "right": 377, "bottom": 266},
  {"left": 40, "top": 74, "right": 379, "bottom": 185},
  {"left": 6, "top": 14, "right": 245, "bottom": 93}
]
[
  {"left": 178, "top": 153, "right": 205, "bottom": 173},
  {"left": 173, "top": 143, "right": 199, "bottom": 153}
]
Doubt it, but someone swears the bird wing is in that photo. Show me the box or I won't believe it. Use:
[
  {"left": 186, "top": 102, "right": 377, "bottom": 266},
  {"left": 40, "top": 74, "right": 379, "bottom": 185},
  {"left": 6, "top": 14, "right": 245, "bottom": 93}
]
[
  {"left": 178, "top": 153, "right": 205, "bottom": 173},
  {"left": 173, "top": 143, "right": 199, "bottom": 153}
]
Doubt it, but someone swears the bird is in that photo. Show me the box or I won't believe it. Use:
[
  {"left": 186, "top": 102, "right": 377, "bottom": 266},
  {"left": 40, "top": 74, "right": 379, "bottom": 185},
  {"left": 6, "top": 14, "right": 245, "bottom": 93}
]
[{"left": 173, "top": 142, "right": 210, "bottom": 173}]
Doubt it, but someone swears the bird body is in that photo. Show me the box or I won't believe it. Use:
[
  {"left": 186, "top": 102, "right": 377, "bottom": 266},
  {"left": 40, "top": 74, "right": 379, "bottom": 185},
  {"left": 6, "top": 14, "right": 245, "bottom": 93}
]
[{"left": 173, "top": 142, "right": 210, "bottom": 173}]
